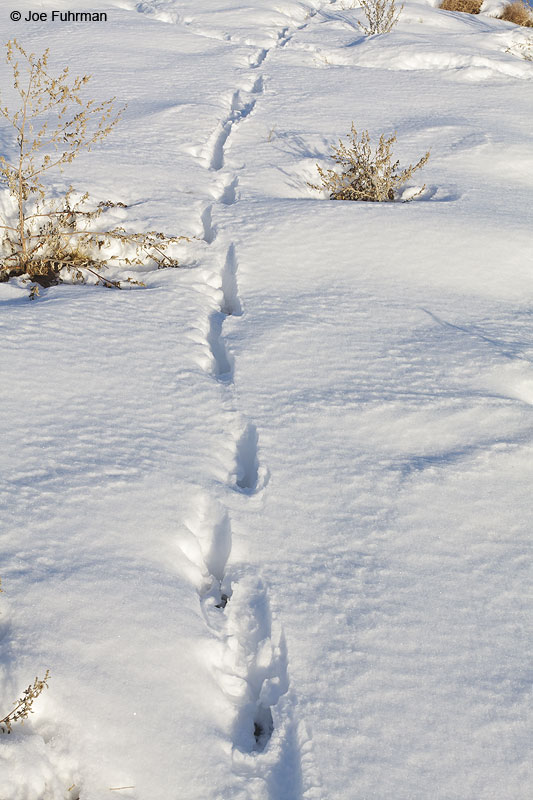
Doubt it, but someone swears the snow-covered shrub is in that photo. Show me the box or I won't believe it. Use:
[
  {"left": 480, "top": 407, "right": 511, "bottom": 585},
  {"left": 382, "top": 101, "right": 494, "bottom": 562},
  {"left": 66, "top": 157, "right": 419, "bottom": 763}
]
[
  {"left": 506, "top": 37, "right": 533, "bottom": 57},
  {"left": 309, "top": 125, "right": 430, "bottom": 202},
  {"left": 0, "top": 40, "right": 185, "bottom": 294},
  {"left": 499, "top": 0, "right": 533, "bottom": 25},
  {"left": 439, "top": 0, "right": 482, "bottom": 13},
  {"left": 358, "top": 0, "right": 403, "bottom": 35}
]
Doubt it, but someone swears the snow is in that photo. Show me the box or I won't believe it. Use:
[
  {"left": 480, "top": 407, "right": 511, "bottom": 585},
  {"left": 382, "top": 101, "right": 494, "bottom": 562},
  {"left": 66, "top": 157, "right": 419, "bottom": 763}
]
[{"left": 0, "top": 0, "right": 532, "bottom": 798}]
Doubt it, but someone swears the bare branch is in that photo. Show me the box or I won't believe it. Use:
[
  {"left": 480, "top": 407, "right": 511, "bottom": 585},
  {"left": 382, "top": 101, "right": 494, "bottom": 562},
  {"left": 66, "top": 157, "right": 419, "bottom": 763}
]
[{"left": 0, "top": 41, "right": 186, "bottom": 294}]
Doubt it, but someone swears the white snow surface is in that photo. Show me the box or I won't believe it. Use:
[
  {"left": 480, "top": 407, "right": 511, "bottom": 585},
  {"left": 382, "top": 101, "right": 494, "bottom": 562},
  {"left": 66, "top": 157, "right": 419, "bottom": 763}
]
[{"left": 0, "top": 1, "right": 532, "bottom": 798}]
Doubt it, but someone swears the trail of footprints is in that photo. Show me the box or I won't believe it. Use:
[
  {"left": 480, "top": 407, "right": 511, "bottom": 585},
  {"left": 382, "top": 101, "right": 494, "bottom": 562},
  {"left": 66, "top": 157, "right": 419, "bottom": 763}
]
[
  {"left": 182, "top": 13, "right": 323, "bottom": 798},
  {"left": 179, "top": 494, "right": 289, "bottom": 755},
  {"left": 194, "top": 17, "right": 327, "bottom": 800},
  {"left": 133, "top": 1, "right": 328, "bottom": 794},
  {"left": 179, "top": 488, "right": 321, "bottom": 799},
  {"left": 175, "top": 20, "right": 289, "bottom": 777}
]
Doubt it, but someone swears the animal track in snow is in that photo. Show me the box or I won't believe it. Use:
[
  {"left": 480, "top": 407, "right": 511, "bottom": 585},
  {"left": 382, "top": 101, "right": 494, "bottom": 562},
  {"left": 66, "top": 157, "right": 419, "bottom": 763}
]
[
  {"left": 203, "top": 244, "right": 242, "bottom": 382},
  {"left": 206, "top": 121, "right": 232, "bottom": 172},
  {"left": 277, "top": 26, "right": 292, "bottom": 47},
  {"left": 221, "top": 572, "right": 324, "bottom": 800},
  {"left": 220, "top": 244, "right": 242, "bottom": 316},
  {"left": 250, "top": 74, "right": 264, "bottom": 94},
  {"left": 200, "top": 203, "right": 215, "bottom": 244},
  {"left": 184, "top": 7, "right": 324, "bottom": 782},
  {"left": 234, "top": 423, "right": 260, "bottom": 493},
  {"left": 178, "top": 500, "right": 292, "bottom": 763},
  {"left": 202, "top": 90, "right": 258, "bottom": 172},
  {"left": 160, "top": 3, "right": 331, "bottom": 789},
  {"left": 179, "top": 493, "right": 233, "bottom": 603},
  {"left": 250, "top": 48, "right": 268, "bottom": 68},
  {"left": 218, "top": 176, "right": 239, "bottom": 206},
  {"left": 134, "top": 0, "right": 183, "bottom": 25},
  {"left": 220, "top": 572, "right": 289, "bottom": 754},
  {"left": 207, "top": 310, "right": 234, "bottom": 382},
  {"left": 179, "top": 520, "right": 305, "bottom": 791}
]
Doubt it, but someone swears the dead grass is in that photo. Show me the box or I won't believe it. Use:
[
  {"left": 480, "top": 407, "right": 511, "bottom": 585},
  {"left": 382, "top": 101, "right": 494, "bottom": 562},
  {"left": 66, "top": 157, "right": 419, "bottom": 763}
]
[
  {"left": 499, "top": 1, "right": 533, "bottom": 26},
  {"left": 439, "top": 0, "right": 482, "bottom": 14}
]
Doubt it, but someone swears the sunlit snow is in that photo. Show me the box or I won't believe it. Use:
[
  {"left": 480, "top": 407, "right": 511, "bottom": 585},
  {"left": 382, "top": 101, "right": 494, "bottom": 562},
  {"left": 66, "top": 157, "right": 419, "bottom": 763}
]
[{"left": 1, "top": 1, "right": 532, "bottom": 798}]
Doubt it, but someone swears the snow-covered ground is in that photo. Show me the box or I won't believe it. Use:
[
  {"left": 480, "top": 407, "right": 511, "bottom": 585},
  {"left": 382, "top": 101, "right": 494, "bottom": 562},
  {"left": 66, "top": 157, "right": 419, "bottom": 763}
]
[{"left": 1, "top": 1, "right": 532, "bottom": 798}]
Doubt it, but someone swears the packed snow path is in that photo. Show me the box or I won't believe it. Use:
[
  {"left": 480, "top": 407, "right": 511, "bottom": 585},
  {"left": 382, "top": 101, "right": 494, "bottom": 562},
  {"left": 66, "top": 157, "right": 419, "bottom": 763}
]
[{"left": 0, "top": 1, "right": 532, "bottom": 799}]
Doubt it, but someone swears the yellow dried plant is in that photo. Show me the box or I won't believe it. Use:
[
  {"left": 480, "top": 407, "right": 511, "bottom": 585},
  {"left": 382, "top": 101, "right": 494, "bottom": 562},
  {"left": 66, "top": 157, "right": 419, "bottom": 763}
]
[
  {"left": 0, "top": 580, "right": 51, "bottom": 734},
  {"left": 439, "top": 0, "right": 482, "bottom": 14},
  {"left": 0, "top": 40, "right": 186, "bottom": 292},
  {"left": 0, "top": 671, "right": 51, "bottom": 734},
  {"left": 309, "top": 125, "right": 430, "bottom": 202},
  {"left": 358, "top": 0, "right": 403, "bottom": 35},
  {"left": 499, "top": 1, "right": 533, "bottom": 26}
]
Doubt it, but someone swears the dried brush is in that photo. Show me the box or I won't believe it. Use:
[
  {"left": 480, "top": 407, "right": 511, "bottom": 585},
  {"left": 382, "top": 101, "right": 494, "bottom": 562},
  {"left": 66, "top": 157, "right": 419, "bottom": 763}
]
[{"left": 309, "top": 124, "right": 430, "bottom": 202}]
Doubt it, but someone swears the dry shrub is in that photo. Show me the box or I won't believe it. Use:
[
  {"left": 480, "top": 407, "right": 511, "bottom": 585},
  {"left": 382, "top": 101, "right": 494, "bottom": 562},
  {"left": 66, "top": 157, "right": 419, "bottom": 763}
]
[
  {"left": 0, "top": 581, "right": 50, "bottom": 734},
  {"left": 358, "top": 0, "right": 403, "bottom": 35},
  {"left": 439, "top": 0, "right": 482, "bottom": 14},
  {"left": 1, "top": 671, "right": 51, "bottom": 733},
  {"left": 309, "top": 125, "right": 430, "bottom": 202},
  {"left": 0, "top": 40, "right": 185, "bottom": 295},
  {"left": 499, "top": 1, "right": 533, "bottom": 26}
]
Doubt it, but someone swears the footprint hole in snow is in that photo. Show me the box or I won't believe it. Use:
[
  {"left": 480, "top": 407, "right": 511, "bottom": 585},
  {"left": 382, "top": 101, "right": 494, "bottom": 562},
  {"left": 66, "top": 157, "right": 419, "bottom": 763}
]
[
  {"left": 215, "top": 592, "right": 229, "bottom": 609},
  {"left": 253, "top": 704, "right": 274, "bottom": 752},
  {"left": 235, "top": 423, "right": 259, "bottom": 492}
]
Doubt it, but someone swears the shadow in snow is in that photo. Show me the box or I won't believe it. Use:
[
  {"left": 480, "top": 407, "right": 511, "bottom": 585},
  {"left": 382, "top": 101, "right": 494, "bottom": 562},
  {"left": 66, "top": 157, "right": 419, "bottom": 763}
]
[
  {"left": 235, "top": 423, "right": 259, "bottom": 492},
  {"left": 206, "top": 310, "right": 233, "bottom": 382},
  {"left": 420, "top": 308, "right": 533, "bottom": 362}
]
